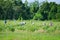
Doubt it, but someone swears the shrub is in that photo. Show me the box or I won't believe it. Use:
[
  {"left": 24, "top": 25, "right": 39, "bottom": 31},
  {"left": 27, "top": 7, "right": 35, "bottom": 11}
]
[
  {"left": 26, "top": 26, "right": 38, "bottom": 32},
  {"left": 57, "top": 26, "right": 60, "bottom": 30},
  {"left": 43, "top": 26, "right": 49, "bottom": 30},
  {"left": 17, "top": 26, "right": 26, "bottom": 30},
  {"left": 47, "top": 26, "right": 57, "bottom": 32},
  {"left": 10, "top": 28, "right": 15, "bottom": 32},
  {"left": 56, "top": 13, "right": 60, "bottom": 21},
  {"left": 0, "top": 27, "right": 3, "bottom": 31},
  {"left": 33, "top": 12, "right": 42, "bottom": 20},
  {"left": 0, "top": 26, "right": 5, "bottom": 32},
  {"left": 8, "top": 25, "right": 15, "bottom": 32}
]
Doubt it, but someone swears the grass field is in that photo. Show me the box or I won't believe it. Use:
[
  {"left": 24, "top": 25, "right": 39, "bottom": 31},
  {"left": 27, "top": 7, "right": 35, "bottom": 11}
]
[{"left": 0, "top": 20, "right": 60, "bottom": 40}]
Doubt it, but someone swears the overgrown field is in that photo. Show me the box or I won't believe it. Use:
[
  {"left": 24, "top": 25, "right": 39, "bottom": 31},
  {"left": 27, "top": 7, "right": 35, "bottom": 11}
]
[{"left": 0, "top": 20, "right": 60, "bottom": 40}]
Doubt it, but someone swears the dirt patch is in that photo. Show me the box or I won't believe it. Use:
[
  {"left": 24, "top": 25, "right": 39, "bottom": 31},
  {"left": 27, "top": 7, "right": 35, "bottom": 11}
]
[{"left": 35, "top": 29, "right": 46, "bottom": 33}]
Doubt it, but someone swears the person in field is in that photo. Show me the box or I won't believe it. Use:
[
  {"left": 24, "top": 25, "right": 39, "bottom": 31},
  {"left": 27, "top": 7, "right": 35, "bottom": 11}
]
[
  {"left": 49, "top": 22, "right": 53, "bottom": 26},
  {"left": 4, "top": 20, "right": 7, "bottom": 24},
  {"left": 20, "top": 21, "right": 26, "bottom": 26}
]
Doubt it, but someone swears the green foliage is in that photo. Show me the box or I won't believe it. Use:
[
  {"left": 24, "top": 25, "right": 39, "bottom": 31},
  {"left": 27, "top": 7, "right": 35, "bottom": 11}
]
[
  {"left": 33, "top": 12, "right": 42, "bottom": 20},
  {"left": 0, "top": 20, "right": 60, "bottom": 40},
  {"left": 0, "top": 25, "right": 6, "bottom": 32},
  {"left": 47, "top": 26, "right": 57, "bottom": 32},
  {"left": 39, "top": 2, "right": 50, "bottom": 20},
  {"left": 10, "top": 28, "right": 15, "bottom": 32},
  {"left": 56, "top": 13, "right": 60, "bottom": 21},
  {"left": 0, "top": 20, "right": 60, "bottom": 33},
  {"left": 43, "top": 26, "right": 49, "bottom": 30},
  {"left": 0, "top": 0, "right": 60, "bottom": 20},
  {"left": 48, "top": 2, "right": 57, "bottom": 20},
  {"left": 0, "top": 26, "right": 3, "bottom": 31},
  {"left": 8, "top": 25, "right": 15, "bottom": 32},
  {"left": 57, "top": 26, "right": 60, "bottom": 30},
  {"left": 26, "top": 26, "right": 38, "bottom": 32},
  {"left": 18, "top": 26, "right": 26, "bottom": 30}
]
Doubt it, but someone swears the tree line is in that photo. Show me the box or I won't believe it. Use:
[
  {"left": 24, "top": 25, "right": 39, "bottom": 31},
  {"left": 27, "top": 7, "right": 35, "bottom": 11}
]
[{"left": 0, "top": 0, "right": 60, "bottom": 21}]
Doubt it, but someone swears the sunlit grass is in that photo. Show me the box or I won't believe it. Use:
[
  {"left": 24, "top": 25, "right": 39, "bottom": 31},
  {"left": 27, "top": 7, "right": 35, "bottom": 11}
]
[{"left": 0, "top": 20, "right": 60, "bottom": 40}]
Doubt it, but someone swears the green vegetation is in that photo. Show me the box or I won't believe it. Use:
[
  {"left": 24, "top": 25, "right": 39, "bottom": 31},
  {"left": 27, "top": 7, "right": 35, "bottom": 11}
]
[
  {"left": 0, "top": 20, "right": 60, "bottom": 32},
  {"left": 0, "top": 20, "right": 60, "bottom": 40},
  {"left": 0, "top": 0, "right": 60, "bottom": 21},
  {"left": 0, "top": 32, "right": 60, "bottom": 40},
  {"left": 0, "top": 0, "right": 60, "bottom": 40}
]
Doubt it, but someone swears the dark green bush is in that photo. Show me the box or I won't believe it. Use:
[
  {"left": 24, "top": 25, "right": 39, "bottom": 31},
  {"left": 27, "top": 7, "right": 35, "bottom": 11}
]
[
  {"left": 8, "top": 25, "right": 15, "bottom": 32},
  {"left": 0, "top": 27, "right": 3, "bottom": 31},
  {"left": 10, "top": 28, "right": 15, "bottom": 32}
]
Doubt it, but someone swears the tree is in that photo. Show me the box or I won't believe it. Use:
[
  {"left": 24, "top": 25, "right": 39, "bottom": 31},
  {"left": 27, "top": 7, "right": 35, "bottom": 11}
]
[
  {"left": 33, "top": 10, "right": 42, "bottom": 20},
  {"left": 48, "top": 2, "right": 57, "bottom": 20},
  {"left": 29, "top": 0, "right": 39, "bottom": 19},
  {"left": 39, "top": 2, "right": 50, "bottom": 20},
  {"left": 56, "top": 13, "right": 60, "bottom": 21},
  {"left": 55, "top": 4, "right": 60, "bottom": 21}
]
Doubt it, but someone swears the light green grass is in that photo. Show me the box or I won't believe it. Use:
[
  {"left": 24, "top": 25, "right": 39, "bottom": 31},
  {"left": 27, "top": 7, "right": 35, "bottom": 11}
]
[
  {"left": 0, "top": 32, "right": 60, "bottom": 40},
  {"left": 0, "top": 20, "right": 60, "bottom": 40}
]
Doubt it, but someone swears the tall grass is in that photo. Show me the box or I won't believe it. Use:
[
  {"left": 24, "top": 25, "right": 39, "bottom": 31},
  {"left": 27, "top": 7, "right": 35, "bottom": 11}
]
[
  {"left": 0, "top": 20, "right": 60, "bottom": 32},
  {"left": 0, "top": 20, "right": 60, "bottom": 40}
]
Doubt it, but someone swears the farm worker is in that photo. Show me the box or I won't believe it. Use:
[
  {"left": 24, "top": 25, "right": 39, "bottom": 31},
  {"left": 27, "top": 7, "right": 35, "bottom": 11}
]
[{"left": 4, "top": 20, "right": 7, "bottom": 24}]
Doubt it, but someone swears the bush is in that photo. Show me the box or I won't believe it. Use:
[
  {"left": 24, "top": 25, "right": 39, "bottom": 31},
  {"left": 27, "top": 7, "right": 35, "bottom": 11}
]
[
  {"left": 57, "top": 26, "right": 60, "bottom": 30},
  {"left": 43, "top": 26, "right": 49, "bottom": 30},
  {"left": 8, "top": 25, "right": 15, "bottom": 32},
  {"left": 56, "top": 13, "right": 60, "bottom": 21},
  {"left": 26, "top": 26, "right": 38, "bottom": 32},
  {"left": 47, "top": 26, "right": 57, "bottom": 32},
  {"left": 0, "top": 27, "right": 3, "bottom": 31},
  {"left": 33, "top": 12, "right": 42, "bottom": 20},
  {"left": 0, "top": 26, "right": 5, "bottom": 32},
  {"left": 17, "top": 26, "right": 26, "bottom": 30},
  {"left": 10, "top": 28, "right": 15, "bottom": 32}
]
